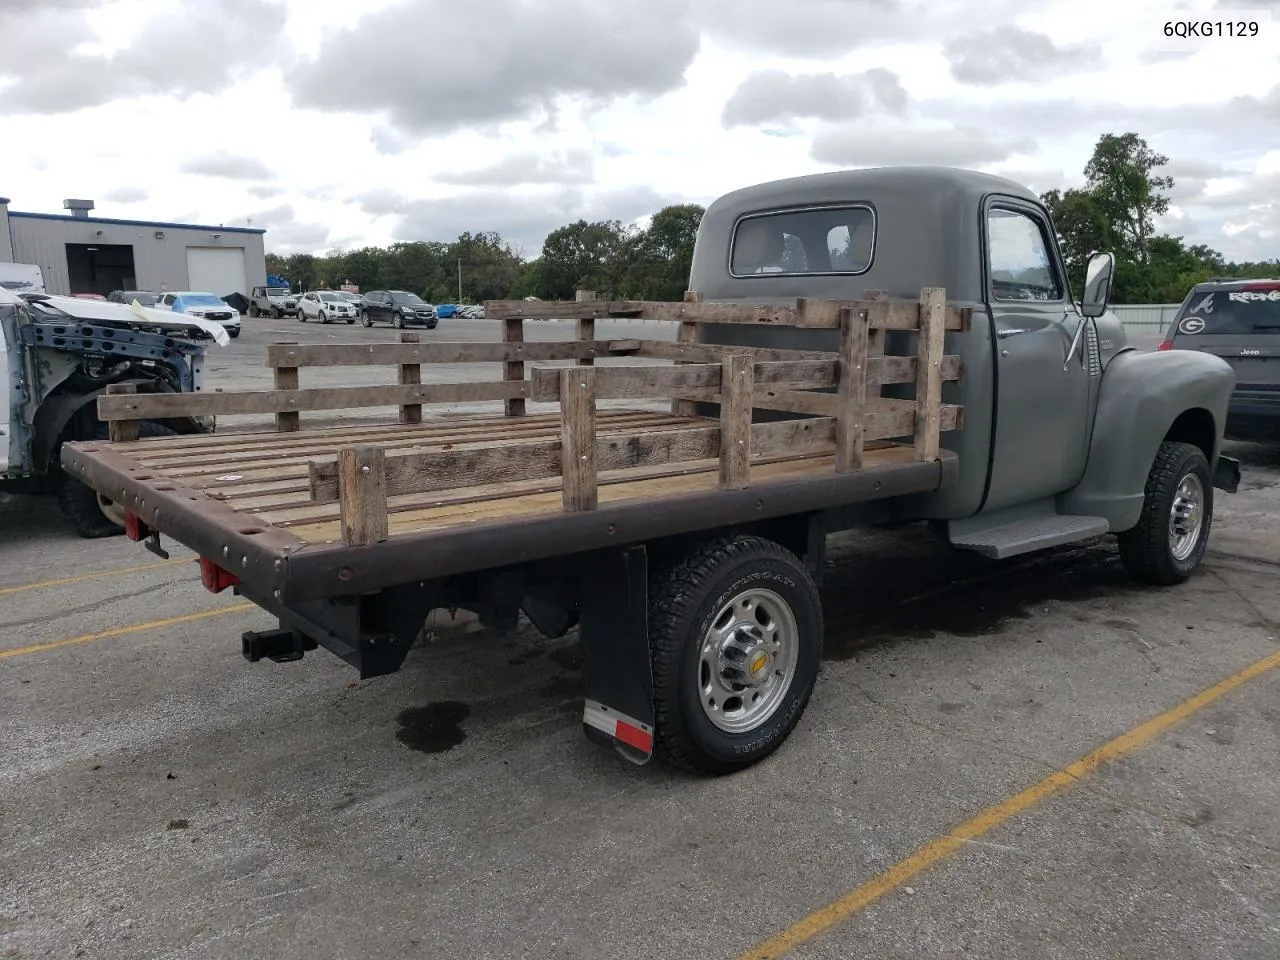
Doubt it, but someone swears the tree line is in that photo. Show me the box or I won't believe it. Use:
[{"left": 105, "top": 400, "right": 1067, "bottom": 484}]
[{"left": 267, "top": 134, "right": 1274, "bottom": 308}]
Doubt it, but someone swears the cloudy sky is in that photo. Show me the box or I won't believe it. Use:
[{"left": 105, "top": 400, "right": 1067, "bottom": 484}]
[{"left": 2, "top": 0, "right": 1277, "bottom": 261}]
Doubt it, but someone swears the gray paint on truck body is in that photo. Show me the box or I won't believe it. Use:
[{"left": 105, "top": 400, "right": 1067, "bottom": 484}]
[{"left": 687, "top": 165, "right": 1236, "bottom": 531}]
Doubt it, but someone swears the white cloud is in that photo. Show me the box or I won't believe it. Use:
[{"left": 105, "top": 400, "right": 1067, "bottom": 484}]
[{"left": 0, "top": 0, "right": 1274, "bottom": 264}]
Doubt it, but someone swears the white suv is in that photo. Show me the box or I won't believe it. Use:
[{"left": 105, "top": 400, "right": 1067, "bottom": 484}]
[{"left": 297, "top": 290, "right": 358, "bottom": 324}]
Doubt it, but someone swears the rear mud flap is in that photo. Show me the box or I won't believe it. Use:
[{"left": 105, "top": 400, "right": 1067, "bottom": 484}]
[
  {"left": 1214, "top": 454, "right": 1241, "bottom": 494},
  {"left": 579, "top": 545, "right": 656, "bottom": 765}
]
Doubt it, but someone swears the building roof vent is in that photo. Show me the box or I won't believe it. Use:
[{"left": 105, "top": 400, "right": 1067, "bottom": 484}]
[{"left": 63, "top": 199, "right": 95, "bottom": 219}]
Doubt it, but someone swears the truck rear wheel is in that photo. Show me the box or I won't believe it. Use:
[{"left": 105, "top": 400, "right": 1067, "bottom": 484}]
[
  {"left": 649, "top": 534, "right": 822, "bottom": 775},
  {"left": 1117, "top": 441, "right": 1213, "bottom": 585},
  {"left": 57, "top": 421, "right": 177, "bottom": 538}
]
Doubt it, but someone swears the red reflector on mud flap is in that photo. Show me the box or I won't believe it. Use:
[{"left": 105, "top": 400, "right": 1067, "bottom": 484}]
[{"left": 199, "top": 557, "right": 240, "bottom": 593}]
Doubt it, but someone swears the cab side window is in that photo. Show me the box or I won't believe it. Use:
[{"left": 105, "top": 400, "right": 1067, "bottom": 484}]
[{"left": 987, "top": 207, "right": 1063, "bottom": 302}]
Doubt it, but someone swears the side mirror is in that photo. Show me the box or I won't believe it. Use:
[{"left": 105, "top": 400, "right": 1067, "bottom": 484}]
[{"left": 1080, "top": 251, "right": 1115, "bottom": 319}]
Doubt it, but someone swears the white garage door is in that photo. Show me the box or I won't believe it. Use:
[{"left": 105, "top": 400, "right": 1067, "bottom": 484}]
[{"left": 185, "top": 246, "right": 247, "bottom": 298}]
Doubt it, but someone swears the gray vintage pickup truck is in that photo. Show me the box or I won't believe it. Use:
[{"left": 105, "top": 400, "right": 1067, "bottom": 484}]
[{"left": 61, "top": 166, "right": 1238, "bottom": 777}]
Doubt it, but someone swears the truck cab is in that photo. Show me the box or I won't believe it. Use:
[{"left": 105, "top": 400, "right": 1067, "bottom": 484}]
[{"left": 692, "top": 166, "right": 1239, "bottom": 582}]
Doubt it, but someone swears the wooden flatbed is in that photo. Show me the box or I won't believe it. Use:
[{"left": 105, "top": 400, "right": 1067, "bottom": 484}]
[{"left": 61, "top": 288, "right": 966, "bottom": 605}]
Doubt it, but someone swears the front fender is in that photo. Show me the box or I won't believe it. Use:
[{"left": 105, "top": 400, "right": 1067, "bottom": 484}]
[{"left": 1057, "top": 348, "right": 1235, "bottom": 531}]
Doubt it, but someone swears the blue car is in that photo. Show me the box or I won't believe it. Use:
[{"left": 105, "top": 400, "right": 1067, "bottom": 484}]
[{"left": 435, "top": 303, "right": 459, "bottom": 319}]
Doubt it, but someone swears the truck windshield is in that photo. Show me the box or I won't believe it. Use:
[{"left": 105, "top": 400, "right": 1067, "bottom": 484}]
[
  {"left": 730, "top": 205, "right": 874, "bottom": 277},
  {"left": 267, "top": 288, "right": 290, "bottom": 297},
  {"left": 1176, "top": 287, "right": 1280, "bottom": 335}
]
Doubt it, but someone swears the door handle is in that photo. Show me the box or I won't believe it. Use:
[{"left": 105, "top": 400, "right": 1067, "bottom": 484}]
[{"left": 997, "top": 328, "right": 1031, "bottom": 339}]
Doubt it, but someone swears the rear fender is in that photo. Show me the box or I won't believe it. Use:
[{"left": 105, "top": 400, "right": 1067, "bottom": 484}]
[{"left": 1057, "top": 349, "right": 1235, "bottom": 531}]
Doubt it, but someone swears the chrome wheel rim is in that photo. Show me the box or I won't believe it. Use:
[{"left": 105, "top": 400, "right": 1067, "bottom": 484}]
[
  {"left": 698, "top": 587, "right": 799, "bottom": 733},
  {"left": 97, "top": 493, "right": 126, "bottom": 527},
  {"left": 1169, "top": 472, "right": 1205, "bottom": 561}
]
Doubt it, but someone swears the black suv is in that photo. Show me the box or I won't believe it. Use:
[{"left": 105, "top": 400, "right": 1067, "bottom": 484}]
[
  {"left": 1162, "top": 277, "right": 1280, "bottom": 441},
  {"left": 358, "top": 290, "right": 438, "bottom": 329}
]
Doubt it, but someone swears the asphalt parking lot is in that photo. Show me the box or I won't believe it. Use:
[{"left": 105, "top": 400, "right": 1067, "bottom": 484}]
[{"left": 2, "top": 315, "right": 1277, "bottom": 960}]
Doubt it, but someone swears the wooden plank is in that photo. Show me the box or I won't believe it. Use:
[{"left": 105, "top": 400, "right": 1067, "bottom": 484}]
[
  {"left": 636, "top": 340, "right": 834, "bottom": 364},
  {"left": 106, "top": 383, "right": 139, "bottom": 442},
  {"left": 863, "top": 290, "right": 889, "bottom": 398},
  {"left": 125, "top": 412, "right": 689, "bottom": 474},
  {"left": 262, "top": 339, "right": 638, "bottom": 367},
  {"left": 751, "top": 403, "right": 964, "bottom": 455},
  {"left": 306, "top": 418, "right": 729, "bottom": 503},
  {"left": 560, "top": 367, "right": 597, "bottom": 511},
  {"left": 915, "top": 287, "right": 947, "bottom": 461},
  {"left": 673, "top": 291, "right": 702, "bottom": 416},
  {"left": 529, "top": 355, "right": 956, "bottom": 402},
  {"left": 337, "top": 446, "right": 388, "bottom": 546},
  {"left": 719, "top": 353, "right": 753, "bottom": 489},
  {"left": 97, "top": 380, "right": 529, "bottom": 420},
  {"left": 273, "top": 348, "right": 300, "bottom": 432},
  {"left": 484, "top": 295, "right": 971, "bottom": 331},
  {"left": 503, "top": 317, "right": 525, "bottom": 417},
  {"left": 576, "top": 290, "right": 595, "bottom": 368},
  {"left": 835, "top": 306, "right": 870, "bottom": 472},
  {"left": 398, "top": 331, "right": 422, "bottom": 424}
]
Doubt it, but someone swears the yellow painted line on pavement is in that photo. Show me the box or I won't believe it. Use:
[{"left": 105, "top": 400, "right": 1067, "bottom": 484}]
[
  {"left": 738, "top": 647, "right": 1280, "bottom": 960},
  {"left": 0, "top": 603, "right": 256, "bottom": 660},
  {"left": 0, "top": 558, "right": 191, "bottom": 597}
]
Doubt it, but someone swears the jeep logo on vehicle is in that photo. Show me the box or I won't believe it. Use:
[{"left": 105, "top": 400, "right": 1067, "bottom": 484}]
[
  {"left": 1240, "top": 348, "right": 1261, "bottom": 357},
  {"left": 1179, "top": 316, "right": 1206, "bottom": 334}
]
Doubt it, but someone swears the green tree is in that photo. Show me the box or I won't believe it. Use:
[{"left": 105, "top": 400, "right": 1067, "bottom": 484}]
[{"left": 1082, "top": 132, "right": 1174, "bottom": 265}]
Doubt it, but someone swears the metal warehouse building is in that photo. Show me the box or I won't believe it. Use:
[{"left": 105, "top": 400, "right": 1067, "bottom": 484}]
[{"left": 0, "top": 196, "right": 267, "bottom": 299}]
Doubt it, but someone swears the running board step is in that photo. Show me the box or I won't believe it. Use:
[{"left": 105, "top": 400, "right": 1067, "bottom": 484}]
[{"left": 950, "top": 514, "right": 1110, "bottom": 559}]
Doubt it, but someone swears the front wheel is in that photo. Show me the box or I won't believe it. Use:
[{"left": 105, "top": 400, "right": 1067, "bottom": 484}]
[
  {"left": 649, "top": 534, "right": 822, "bottom": 775},
  {"left": 319, "top": 311, "right": 329, "bottom": 324},
  {"left": 360, "top": 312, "right": 372, "bottom": 327},
  {"left": 1117, "top": 441, "right": 1213, "bottom": 585}
]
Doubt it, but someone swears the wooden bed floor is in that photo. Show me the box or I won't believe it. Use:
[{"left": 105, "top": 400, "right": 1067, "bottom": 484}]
[{"left": 107, "top": 409, "right": 909, "bottom": 545}]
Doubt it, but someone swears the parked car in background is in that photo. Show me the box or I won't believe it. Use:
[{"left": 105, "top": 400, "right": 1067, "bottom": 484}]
[
  {"left": 297, "top": 290, "right": 357, "bottom": 324},
  {"left": 359, "top": 290, "right": 437, "bottom": 328},
  {"left": 249, "top": 284, "right": 298, "bottom": 318},
  {"left": 337, "top": 290, "right": 363, "bottom": 312},
  {"left": 107, "top": 289, "right": 160, "bottom": 307},
  {"left": 457, "top": 304, "right": 486, "bottom": 319},
  {"left": 157, "top": 290, "right": 242, "bottom": 337},
  {"left": 1161, "top": 277, "right": 1280, "bottom": 441},
  {"left": 434, "top": 303, "right": 459, "bottom": 319},
  {"left": 71, "top": 293, "right": 106, "bottom": 300}
]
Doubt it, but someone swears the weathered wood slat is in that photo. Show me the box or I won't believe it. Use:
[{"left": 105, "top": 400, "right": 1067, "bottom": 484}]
[
  {"left": 484, "top": 296, "right": 970, "bottom": 331},
  {"left": 719, "top": 354, "right": 753, "bottom": 488},
  {"left": 530, "top": 355, "right": 962, "bottom": 401},
  {"left": 504, "top": 317, "right": 526, "bottom": 417},
  {"left": 635, "top": 340, "right": 836, "bottom": 364},
  {"left": 398, "top": 331, "right": 422, "bottom": 424},
  {"left": 337, "top": 446, "right": 388, "bottom": 546},
  {"left": 273, "top": 353, "right": 300, "bottom": 432},
  {"left": 835, "top": 306, "right": 870, "bottom": 472},
  {"left": 559, "top": 367, "right": 597, "bottom": 510},
  {"left": 915, "top": 287, "right": 948, "bottom": 461},
  {"left": 97, "top": 380, "right": 529, "bottom": 420},
  {"left": 106, "top": 383, "right": 139, "bottom": 441},
  {"left": 262, "top": 339, "right": 640, "bottom": 368}
]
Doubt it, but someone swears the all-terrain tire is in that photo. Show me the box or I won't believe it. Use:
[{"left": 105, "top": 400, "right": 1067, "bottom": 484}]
[
  {"left": 1117, "top": 440, "right": 1213, "bottom": 586},
  {"left": 57, "top": 420, "right": 178, "bottom": 538},
  {"left": 649, "top": 534, "right": 822, "bottom": 775}
]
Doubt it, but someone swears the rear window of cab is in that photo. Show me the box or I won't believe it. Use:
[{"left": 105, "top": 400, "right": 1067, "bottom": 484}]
[{"left": 729, "top": 205, "right": 875, "bottom": 277}]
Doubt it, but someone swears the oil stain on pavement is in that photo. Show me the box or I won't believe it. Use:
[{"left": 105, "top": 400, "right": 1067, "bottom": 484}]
[{"left": 395, "top": 701, "right": 470, "bottom": 753}]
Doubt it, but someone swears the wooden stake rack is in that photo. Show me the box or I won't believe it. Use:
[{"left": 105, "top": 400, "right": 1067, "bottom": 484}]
[{"left": 95, "top": 289, "right": 966, "bottom": 547}]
